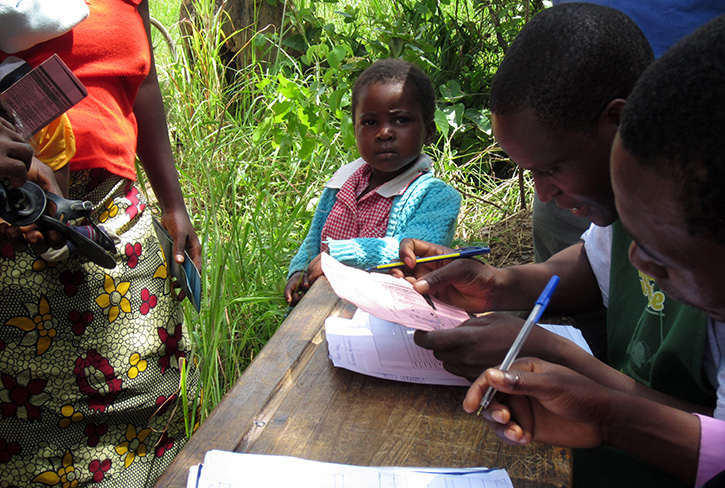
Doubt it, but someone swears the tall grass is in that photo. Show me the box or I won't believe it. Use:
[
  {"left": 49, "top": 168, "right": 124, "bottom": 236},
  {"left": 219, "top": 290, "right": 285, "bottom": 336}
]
[{"left": 148, "top": 0, "right": 534, "bottom": 426}]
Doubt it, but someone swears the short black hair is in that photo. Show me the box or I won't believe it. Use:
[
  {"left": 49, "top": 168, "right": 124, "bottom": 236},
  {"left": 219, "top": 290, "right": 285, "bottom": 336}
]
[
  {"left": 490, "top": 3, "right": 653, "bottom": 132},
  {"left": 619, "top": 14, "right": 725, "bottom": 241},
  {"left": 352, "top": 58, "right": 436, "bottom": 126}
]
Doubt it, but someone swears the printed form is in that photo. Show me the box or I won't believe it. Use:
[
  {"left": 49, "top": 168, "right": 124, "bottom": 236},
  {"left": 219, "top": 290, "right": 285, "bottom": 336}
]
[
  {"left": 321, "top": 253, "right": 470, "bottom": 331},
  {"left": 187, "top": 450, "right": 514, "bottom": 488},
  {"left": 326, "top": 310, "right": 592, "bottom": 386},
  {"left": 322, "top": 254, "right": 592, "bottom": 385},
  {"left": 326, "top": 310, "right": 471, "bottom": 386}
]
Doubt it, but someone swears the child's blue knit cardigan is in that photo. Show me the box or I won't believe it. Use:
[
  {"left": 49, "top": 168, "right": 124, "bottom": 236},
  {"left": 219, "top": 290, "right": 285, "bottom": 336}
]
[{"left": 287, "top": 156, "right": 461, "bottom": 278}]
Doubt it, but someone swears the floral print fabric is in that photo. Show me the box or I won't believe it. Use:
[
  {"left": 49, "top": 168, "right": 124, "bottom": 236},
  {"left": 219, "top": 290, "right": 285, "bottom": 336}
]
[{"left": 0, "top": 170, "right": 199, "bottom": 487}]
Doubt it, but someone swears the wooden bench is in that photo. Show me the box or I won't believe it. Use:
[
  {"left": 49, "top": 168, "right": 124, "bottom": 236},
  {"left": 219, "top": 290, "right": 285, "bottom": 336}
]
[{"left": 153, "top": 277, "right": 572, "bottom": 488}]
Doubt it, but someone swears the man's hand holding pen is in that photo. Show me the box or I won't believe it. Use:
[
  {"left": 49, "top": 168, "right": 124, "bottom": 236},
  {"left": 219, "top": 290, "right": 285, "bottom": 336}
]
[
  {"left": 463, "top": 356, "right": 610, "bottom": 449},
  {"left": 391, "top": 238, "right": 499, "bottom": 313}
]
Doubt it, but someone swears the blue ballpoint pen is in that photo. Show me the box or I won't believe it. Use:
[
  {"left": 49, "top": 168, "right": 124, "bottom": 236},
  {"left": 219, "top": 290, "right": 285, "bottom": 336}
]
[
  {"left": 365, "top": 246, "right": 490, "bottom": 272},
  {"left": 476, "top": 275, "right": 560, "bottom": 415}
]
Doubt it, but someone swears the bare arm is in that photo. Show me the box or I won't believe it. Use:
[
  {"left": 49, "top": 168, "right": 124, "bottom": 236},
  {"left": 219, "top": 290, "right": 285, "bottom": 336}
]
[
  {"left": 414, "top": 311, "right": 712, "bottom": 416},
  {"left": 134, "top": 1, "right": 201, "bottom": 270},
  {"left": 493, "top": 242, "right": 604, "bottom": 312}
]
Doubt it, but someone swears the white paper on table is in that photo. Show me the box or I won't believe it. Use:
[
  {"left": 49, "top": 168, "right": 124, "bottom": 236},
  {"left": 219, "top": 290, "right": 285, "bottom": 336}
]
[
  {"left": 188, "top": 450, "right": 514, "bottom": 488},
  {"left": 325, "top": 310, "right": 593, "bottom": 386},
  {"left": 326, "top": 309, "right": 471, "bottom": 386},
  {"left": 538, "top": 323, "right": 593, "bottom": 355},
  {"left": 321, "top": 253, "right": 470, "bottom": 331}
]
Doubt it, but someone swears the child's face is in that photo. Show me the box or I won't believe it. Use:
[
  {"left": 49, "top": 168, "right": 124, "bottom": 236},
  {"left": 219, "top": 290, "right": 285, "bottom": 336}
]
[{"left": 354, "top": 81, "right": 434, "bottom": 182}]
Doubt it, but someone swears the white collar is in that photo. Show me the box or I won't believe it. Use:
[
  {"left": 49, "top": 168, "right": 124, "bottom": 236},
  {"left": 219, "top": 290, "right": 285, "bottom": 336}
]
[{"left": 326, "top": 153, "right": 432, "bottom": 197}]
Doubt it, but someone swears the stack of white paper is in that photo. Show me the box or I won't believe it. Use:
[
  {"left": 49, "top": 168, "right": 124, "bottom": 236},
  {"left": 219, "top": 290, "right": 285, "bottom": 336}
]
[
  {"left": 188, "top": 450, "right": 514, "bottom": 488},
  {"left": 326, "top": 310, "right": 471, "bottom": 386}
]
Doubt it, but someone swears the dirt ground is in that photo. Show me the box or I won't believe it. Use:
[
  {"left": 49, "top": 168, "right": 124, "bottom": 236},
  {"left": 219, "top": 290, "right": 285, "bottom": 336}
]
[{"left": 483, "top": 208, "right": 535, "bottom": 268}]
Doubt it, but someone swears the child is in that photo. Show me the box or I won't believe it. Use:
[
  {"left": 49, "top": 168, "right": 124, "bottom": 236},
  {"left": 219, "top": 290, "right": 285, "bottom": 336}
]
[{"left": 285, "top": 58, "right": 460, "bottom": 306}]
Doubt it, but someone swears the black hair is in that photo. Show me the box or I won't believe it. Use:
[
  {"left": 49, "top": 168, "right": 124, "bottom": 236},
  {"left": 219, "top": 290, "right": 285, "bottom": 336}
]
[
  {"left": 490, "top": 3, "right": 653, "bottom": 132},
  {"left": 351, "top": 58, "right": 436, "bottom": 126},
  {"left": 619, "top": 14, "right": 725, "bottom": 241}
]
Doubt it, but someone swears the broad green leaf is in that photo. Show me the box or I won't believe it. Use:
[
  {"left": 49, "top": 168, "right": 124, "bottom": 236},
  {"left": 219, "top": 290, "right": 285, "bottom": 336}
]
[
  {"left": 439, "top": 80, "right": 462, "bottom": 100},
  {"left": 434, "top": 110, "right": 449, "bottom": 139},
  {"left": 464, "top": 108, "right": 492, "bottom": 135}
]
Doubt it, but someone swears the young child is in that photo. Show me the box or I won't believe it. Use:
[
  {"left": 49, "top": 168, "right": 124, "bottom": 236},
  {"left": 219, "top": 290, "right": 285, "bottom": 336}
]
[{"left": 285, "top": 58, "right": 460, "bottom": 306}]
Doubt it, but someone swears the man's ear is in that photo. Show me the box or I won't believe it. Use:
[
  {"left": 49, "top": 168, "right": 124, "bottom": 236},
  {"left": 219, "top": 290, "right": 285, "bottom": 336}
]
[
  {"left": 424, "top": 121, "right": 436, "bottom": 145},
  {"left": 601, "top": 98, "right": 627, "bottom": 127},
  {"left": 597, "top": 98, "right": 626, "bottom": 142}
]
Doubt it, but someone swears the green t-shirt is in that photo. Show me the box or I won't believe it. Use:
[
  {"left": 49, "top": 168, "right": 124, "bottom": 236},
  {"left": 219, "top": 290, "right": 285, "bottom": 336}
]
[
  {"left": 574, "top": 220, "right": 715, "bottom": 488},
  {"left": 608, "top": 220, "right": 714, "bottom": 406}
]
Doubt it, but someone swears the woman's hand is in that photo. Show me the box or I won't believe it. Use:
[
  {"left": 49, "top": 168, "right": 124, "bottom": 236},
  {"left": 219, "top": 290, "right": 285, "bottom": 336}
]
[
  {"left": 1, "top": 157, "right": 66, "bottom": 253},
  {"left": 0, "top": 116, "right": 33, "bottom": 187},
  {"left": 160, "top": 208, "right": 201, "bottom": 271}
]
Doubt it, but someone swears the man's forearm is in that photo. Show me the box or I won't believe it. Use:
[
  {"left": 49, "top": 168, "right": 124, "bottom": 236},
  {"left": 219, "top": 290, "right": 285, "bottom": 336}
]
[
  {"left": 493, "top": 243, "right": 603, "bottom": 312},
  {"left": 561, "top": 347, "right": 714, "bottom": 415},
  {"left": 605, "top": 393, "right": 700, "bottom": 483}
]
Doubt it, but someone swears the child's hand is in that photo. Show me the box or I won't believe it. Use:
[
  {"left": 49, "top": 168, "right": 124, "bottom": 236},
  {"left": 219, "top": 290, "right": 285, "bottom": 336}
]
[
  {"left": 306, "top": 254, "right": 324, "bottom": 283},
  {"left": 285, "top": 271, "right": 309, "bottom": 306},
  {"left": 285, "top": 255, "right": 326, "bottom": 306}
]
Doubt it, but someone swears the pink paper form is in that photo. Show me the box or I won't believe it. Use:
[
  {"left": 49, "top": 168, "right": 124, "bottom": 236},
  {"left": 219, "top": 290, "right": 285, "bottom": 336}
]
[{"left": 321, "top": 253, "right": 470, "bottom": 331}]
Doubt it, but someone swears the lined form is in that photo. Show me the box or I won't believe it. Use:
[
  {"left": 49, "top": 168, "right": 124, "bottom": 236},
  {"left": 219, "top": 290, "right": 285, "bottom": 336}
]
[{"left": 188, "top": 450, "right": 514, "bottom": 488}]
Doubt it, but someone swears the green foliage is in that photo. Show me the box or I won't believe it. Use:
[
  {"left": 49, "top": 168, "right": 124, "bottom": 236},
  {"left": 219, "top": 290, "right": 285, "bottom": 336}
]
[
  {"left": 280, "top": 0, "right": 544, "bottom": 193},
  {"left": 149, "top": 0, "right": 535, "bottom": 427}
]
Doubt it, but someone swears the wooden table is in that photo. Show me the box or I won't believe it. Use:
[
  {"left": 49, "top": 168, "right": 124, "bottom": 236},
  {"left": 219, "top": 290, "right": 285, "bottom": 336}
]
[{"left": 154, "top": 278, "right": 572, "bottom": 488}]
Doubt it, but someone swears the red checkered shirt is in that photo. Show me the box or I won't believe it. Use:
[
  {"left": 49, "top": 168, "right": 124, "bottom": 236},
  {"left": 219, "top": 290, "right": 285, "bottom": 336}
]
[{"left": 320, "top": 164, "right": 394, "bottom": 253}]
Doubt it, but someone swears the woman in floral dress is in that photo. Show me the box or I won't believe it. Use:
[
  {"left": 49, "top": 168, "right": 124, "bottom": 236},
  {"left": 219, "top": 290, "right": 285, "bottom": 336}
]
[{"left": 0, "top": 1, "right": 201, "bottom": 486}]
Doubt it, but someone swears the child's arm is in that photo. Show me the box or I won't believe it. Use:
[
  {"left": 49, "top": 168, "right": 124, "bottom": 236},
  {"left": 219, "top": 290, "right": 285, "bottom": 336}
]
[
  {"left": 285, "top": 188, "right": 338, "bottom": 305},
  {"left": 327, "top": 177, "right": 461, "bottom": 269},
  {"left": 287, "top": 188, "right": 337, "bottom": 279}
]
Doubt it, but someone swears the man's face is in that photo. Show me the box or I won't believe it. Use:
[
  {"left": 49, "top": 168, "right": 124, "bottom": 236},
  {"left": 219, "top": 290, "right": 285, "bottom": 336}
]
[
  {"left": 612, "top": 132, "right": 725, "bottom": 321},
  {"left": 492, "top": 109, "right": 618, "bottom": 227}
]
